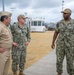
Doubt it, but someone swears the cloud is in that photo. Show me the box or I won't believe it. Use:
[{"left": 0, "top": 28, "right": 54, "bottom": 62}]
[
  {"left": 31, "top": 0, "right": 62, "bottom": 9},
  {"left": 0, "top": 0, "right": 74, "bottom": 23},
  {"left": 0, "top": 0, "right": 31, "bottom": 9}
]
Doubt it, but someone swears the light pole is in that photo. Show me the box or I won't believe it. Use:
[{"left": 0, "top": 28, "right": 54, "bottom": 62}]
[
  {"left": 62, "top": 0, "right": 64, "bottom": 12},
  {"left": 10, "top": 7, "right": 16, "bottom": 23},
  {"left": 2, "top": 0, "right": 5, "bottom": 11}
]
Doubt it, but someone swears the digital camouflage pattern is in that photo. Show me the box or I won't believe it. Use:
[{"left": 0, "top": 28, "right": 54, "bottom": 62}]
[
  {"left": 10, "top": 22, "right": 31, "bottom": 72},
  {"left": 56, "top": 19, "right": 74, "bottom": 75}
]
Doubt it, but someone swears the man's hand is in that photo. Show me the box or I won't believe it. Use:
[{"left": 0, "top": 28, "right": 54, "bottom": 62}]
[
  {"left": 13, "top": 42, "right": 18, "bottom": 47},
  {"left": 25, "top": 41, "right": 29, "bottom": 46},
  {"left": 0, "top": 48, "right": 5, "bottom": 53},
  {"left": 51, "top": 43, "right": 55, "bottom": 49}
]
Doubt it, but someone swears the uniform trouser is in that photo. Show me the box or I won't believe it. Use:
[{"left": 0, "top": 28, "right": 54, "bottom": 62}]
[
  {"left": 12, "top": 46, "right": 26, "bottom": 72},
  {"left": 0, "top": 49, "right": 10, "bottom": 75},
  {"left": 56, "top": 47, "right": 74, "bottom": 75}
]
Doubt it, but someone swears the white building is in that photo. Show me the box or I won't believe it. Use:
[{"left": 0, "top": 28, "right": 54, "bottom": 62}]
[{"left": 27, "top": 18, "right": 46, "bottom": 32}]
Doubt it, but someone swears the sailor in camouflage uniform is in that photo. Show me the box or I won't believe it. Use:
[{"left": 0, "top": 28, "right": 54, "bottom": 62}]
[
  {"left": 10, "top": 14, "right": 31, "bottom": 75},
  {"left": 51, "top": 8, "right": 74, "bottom": 75}
]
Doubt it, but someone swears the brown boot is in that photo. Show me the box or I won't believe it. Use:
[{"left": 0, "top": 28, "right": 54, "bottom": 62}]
[
  {"left": 57, "top": 73, "right": 62, "bottom": 75},
  {"left": 13, "top": 71, "right": 17, "bottom": 75},
  {"left": 19, "top": 71, "right": 25, "bottom": 75}
]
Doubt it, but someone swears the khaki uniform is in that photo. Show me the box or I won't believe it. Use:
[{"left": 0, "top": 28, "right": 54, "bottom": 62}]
[
  {"left": 0, "top": 22, "right": 13, "bottom": 75},
  {"left": 56, "top": 19, "right": 74, "bottom": 75}
]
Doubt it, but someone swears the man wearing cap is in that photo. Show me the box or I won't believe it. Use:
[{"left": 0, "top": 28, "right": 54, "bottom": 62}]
[
  {"left": 10, "top": 14, "right": 31, "bottom": 75},
  {"left": 51, "top": 8, "right": 74, "bottom": 75},
  {"left": 0, "top": 11, "right": 13, "bottom": 75}
]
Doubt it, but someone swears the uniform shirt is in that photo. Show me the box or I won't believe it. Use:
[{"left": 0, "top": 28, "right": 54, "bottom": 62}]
[
  {"left": 0, "top": 22, "right": 13, "bottom": 49},
  {"left": 56, "top": 19, "right": 74, "bottom": 48},
  {"left": 10, "top": 22, "right": 31, "bottom": 47}
]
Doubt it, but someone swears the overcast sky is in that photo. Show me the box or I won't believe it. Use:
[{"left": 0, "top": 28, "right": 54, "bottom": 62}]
[{"left": 0, "top": 0, "right": 74, "bottom": 23}]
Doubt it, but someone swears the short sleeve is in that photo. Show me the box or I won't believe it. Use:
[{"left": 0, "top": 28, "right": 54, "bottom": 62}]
[
  {"left": 0, "top": 25, "right": 2, "bottom": 36},
  {"left": 10, "top": 24, "right": 15, "bottom": 34},
  {"left": 26, "top": 27, "right": 31, "bottom": 42},
  {"left": 55, "top": 22, "right": 59, "bottom": 32}
]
